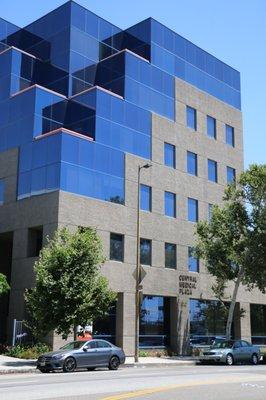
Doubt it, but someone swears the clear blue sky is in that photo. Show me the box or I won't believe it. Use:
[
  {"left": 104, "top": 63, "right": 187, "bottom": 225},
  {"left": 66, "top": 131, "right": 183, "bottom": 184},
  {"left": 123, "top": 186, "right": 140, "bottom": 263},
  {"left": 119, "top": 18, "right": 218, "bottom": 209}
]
[{"left": 1, "top": 0, "right": 265, "bottom": 168}]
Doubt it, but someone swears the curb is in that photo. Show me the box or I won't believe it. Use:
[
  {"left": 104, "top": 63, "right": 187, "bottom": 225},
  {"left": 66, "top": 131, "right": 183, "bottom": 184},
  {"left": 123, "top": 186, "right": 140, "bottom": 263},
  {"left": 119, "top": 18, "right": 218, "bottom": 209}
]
[
  {"left": 0, "top": 368, "right": 38, "bottom": 375},
  {"left": 0, "top": 361, "right": 196, "bottom": 374},
  {"left": 121, "top": 361, "right": 196, "bottom": 368}
]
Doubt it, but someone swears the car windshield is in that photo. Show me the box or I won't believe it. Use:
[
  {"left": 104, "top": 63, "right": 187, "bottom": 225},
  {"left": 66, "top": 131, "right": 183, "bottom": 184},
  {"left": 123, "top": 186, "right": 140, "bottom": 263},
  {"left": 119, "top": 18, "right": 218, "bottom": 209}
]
[
  {"left": 60, "top": 341, "right": 85, "bottom": 350},
  {"left": 211, "top": 340, "right": 235, "bottom": 349}
]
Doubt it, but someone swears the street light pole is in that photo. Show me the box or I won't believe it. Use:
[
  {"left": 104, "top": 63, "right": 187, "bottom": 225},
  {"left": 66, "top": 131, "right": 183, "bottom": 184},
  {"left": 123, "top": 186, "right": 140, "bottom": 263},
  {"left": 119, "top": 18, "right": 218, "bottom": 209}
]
[{"left": 134, "top": 163, "right": 151, "bottom": 363}]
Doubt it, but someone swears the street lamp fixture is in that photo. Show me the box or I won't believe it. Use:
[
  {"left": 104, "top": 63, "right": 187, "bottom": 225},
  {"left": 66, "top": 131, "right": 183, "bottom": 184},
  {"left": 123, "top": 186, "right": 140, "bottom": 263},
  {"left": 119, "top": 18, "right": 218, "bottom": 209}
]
[{"left": 135, "top": 163, "right": 152, "bottom": 363}]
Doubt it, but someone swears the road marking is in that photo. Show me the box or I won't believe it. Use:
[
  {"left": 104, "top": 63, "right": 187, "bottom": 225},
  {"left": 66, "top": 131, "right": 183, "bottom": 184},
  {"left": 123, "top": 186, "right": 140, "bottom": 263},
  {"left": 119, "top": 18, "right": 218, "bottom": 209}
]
[{"left": 101, "top": 376, "right": 266, "bottom": 399}]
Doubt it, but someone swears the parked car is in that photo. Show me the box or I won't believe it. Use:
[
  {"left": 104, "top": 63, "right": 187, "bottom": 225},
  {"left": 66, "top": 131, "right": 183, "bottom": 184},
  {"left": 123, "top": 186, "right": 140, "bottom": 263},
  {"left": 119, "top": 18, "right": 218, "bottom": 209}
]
[
  {"left": 198, "top": 339, "right": 260, "bottom": 365},
  {"left": 37, "top": 339, "right": 125, "bottom": 373}
]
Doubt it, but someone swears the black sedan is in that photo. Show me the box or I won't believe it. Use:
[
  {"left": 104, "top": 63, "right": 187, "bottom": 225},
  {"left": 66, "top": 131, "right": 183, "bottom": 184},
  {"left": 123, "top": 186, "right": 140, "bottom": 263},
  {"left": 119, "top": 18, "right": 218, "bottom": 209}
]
[{"left": 37, "top": 339, "right": 125, "bottom": 373}]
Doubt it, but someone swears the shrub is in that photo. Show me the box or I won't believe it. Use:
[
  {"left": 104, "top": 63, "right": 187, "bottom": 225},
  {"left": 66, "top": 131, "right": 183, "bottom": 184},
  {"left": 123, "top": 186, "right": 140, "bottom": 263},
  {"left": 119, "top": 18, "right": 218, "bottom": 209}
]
[
  {"left": 6, "top": 343, "right": 50, "bottom": 359},
  {"left": 0, "top": 343, "right": 10, "bottom": 354}
]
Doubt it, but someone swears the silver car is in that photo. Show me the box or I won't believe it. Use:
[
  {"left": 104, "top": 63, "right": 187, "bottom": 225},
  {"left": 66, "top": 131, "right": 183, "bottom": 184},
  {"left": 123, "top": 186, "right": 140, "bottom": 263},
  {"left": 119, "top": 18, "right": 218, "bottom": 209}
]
[
  {"left": 198, "top": 340, "right": 260, "bottom": 365},
  {"left": 37, "top": 339, "right": 125, "bottom": 373}
]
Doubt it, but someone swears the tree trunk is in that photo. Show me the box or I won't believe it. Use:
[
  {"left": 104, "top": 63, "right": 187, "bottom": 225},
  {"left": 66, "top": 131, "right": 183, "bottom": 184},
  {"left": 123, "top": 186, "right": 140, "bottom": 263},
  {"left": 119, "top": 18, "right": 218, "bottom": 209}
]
[
  {"left": 225, "top": 265, "right": 245, "bottom": 340},
  {"left": 73, "top": 325, "right": 77, "bottom": 341}
]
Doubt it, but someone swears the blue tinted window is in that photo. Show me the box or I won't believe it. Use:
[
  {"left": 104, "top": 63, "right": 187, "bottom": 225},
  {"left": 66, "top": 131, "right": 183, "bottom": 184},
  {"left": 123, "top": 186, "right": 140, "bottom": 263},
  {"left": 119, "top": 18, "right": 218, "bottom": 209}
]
[
  {"left": 140, "top": 295, "right": 170, "bottom": 348},
  {"left": 227, "top": 166, "right": 236, "bottom": 184},
  {"left": 188, "top": 247, "right": 199, "bottom": 272},
  {"left": 164, "top": 142, "right": 175, "bottom": 168},
  {"left": 226, "top": 124, "right": 235, "bottom": 147},
  {"left": 188, "top": 198, "right": 198, "bottom": 222},
  {"left": 165, "top": 191, "right": 176, "bottom": 217},
  {"left": 207, "top": 116, "right": 216, "bottom": 139},
  {"left": 165, "top": 243, "right": 176, "bottom": 269},
  {"left": 0, "top": 179, "right": 4, "bottom": 205},
  {"left": 140, "top": 238, "right": 152, "bottom": 266},
  {"left": 208, "top": 159, "right": 218, "bottom": 183},
  {"left": 208, "top": 203, "right": 213, "bottom": 223},
  {"left": 187, "top": 151, "right": 197, "bottom": 176},
  {"left": 140, "top": 184, "right": 152, "bottom": 212},
  {"left": 186, "top": 106, "right": 197, "bottom": 130}
]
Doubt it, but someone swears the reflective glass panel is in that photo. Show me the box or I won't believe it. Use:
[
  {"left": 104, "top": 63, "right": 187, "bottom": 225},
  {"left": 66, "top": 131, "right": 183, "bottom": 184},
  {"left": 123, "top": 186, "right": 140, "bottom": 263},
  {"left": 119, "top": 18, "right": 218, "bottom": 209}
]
[
  {"left": 186, "top": 106, "right": 197, "bottom": 130},
  {"left": 110, "top": 233, "right": 124, "bottom": 262},
  {"left": 187, "top": 151, "right": 197, "bottom": 176},
  {"left": 227, "top": 166, "right": 236, "bottom": 184},
  {"left": 164, "top": 142, "right": 175, "bottom": 168},
  {"left": 0, "top": 179, "right": 4, "bottom": 205},
  {"left": 207, "top": 115, "right": 216, "bottom": 139},
  {"left": 165, "top": 243, "right": 176, "bottom": 269},
  {"left": 226, "top": 124, "right": 235, "bottom": 147},
  {"left": 250, "top": 304, "right": 266, "bottom": 345},
  {"left": 140, "top": 238, "right": 152, "bottom": 266},
  {"left": 188, "top": 198, "right": 198, "bottom": 222},
  {"left": 190, "top": 299, "right": 231, "bottom": 337},
  {"left": 140, "top": 184, "right": 152, "bottom": 212},
  {"left": 208, "top": 159, "right": 218, "bottom": 183},
  {"left": 164, "top": 191, "right": 176, "bottom": 218},
  {"left": 140, "top": 295, "right": 170, "bottom": 348},
  {"left": 188, "top": 247, "right": 199, "bottom": 272}
]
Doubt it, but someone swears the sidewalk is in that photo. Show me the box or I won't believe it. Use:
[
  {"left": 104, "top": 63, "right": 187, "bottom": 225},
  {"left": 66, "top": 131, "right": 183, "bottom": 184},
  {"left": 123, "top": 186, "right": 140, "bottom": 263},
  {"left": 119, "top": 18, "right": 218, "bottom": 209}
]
[
  {"left": 0, "top": 355, "right": 196, "bottom": 374},
  {"left": 0, "top": 355, "right": 36, "bottom": 374}
]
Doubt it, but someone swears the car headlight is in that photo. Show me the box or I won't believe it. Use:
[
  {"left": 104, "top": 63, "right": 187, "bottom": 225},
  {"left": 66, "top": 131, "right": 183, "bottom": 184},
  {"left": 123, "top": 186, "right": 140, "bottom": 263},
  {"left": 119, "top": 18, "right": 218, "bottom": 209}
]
[{"left": 52, "top": 354, "right": 64, "bottom": 360}]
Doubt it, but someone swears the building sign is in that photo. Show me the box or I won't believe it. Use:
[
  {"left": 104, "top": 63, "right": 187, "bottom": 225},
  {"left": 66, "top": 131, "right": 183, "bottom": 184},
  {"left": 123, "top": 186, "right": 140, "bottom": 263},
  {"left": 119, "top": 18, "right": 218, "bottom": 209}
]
[{"left": 179, "top": 274, "right": 197, "bottom": 295}]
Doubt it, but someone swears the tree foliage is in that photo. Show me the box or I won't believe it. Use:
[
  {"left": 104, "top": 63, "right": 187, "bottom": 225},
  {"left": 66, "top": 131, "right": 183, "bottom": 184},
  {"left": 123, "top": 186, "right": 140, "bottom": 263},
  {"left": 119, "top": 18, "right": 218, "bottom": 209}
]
[
  {"left": 25, "top": 227, "right": 116, "bottom": 339},
  {"left": 0, "top": 273, "right": 10, "bottom": 296},
  {"left": 195, "top": 164, "right": 266, "bottom": 338}
]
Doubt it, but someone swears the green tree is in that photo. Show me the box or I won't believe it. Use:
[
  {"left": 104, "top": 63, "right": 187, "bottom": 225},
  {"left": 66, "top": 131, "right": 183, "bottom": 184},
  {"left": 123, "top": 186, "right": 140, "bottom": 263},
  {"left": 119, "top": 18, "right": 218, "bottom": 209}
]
[
  {"left": 25, "top": 227, "right": 116, "bottom": 340},
  {"left": 195, "top": 164, "right": 266, "bottom": 339},
  {"left": 0, "top": 273, "right": 10, "bottom": 296}
]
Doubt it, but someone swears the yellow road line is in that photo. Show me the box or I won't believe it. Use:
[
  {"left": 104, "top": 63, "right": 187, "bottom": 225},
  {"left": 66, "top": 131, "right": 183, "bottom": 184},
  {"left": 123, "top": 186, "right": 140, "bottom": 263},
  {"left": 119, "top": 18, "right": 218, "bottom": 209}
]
[{"left": 101, "top": 375, "right": 266, "bottom": 400}]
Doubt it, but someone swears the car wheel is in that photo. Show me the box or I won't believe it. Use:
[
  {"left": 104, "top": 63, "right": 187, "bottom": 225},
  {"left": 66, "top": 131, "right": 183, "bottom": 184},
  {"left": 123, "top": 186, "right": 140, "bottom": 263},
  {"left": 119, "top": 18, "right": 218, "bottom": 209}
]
[
  {"left": 63, "top": 357, "right": 76, "bottom": 373},
  {"left": 108, "top": 356, "right": 120, "bottom": 370},
  {"left": 226, "top": 354, "right": 234, "bottom": 366},
  {"left": 251, "top": 353, "right": 259, "bottom": 365},
  {"left": 87, "top": 367, "right": 96, "bottom": 371}
]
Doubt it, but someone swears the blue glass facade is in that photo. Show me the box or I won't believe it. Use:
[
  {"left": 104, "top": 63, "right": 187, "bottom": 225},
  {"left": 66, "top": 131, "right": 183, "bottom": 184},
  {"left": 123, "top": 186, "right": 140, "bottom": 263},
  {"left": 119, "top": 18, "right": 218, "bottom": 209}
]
[{"left": 0, "top": 1, "right": 241, "bottom": 206}]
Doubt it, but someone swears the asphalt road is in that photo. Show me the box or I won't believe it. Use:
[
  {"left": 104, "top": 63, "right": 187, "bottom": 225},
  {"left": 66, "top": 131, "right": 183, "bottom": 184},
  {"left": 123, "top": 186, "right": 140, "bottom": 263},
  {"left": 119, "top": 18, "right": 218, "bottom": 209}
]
[{"left": 0, "top": 364, "right": 266, "bottom": 400}]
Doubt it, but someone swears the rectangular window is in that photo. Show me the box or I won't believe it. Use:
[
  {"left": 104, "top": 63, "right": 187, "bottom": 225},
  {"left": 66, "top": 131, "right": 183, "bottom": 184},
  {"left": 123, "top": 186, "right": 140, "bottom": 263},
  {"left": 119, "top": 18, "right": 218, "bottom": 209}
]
[
  {"left": 227, "top": 166, "right": 236, "bottom": 184},
  {"left": 164, "top": 142, "right": 176, "bottom": 168},
  {"left": 165, "top": 243, "right": 176, "bottom": 269},
  {"left": 28, "top": 226, "right": 43, "bottom": 257},
  {"left": 188, "top": 198, "right": 198, "bottom": 222},
  {"left": 165, "top": 191, "right": 176, "bottom": 218},
  {"left": 188, "top": 247, "right": 199, "bottom": 272},
  {"left": 0, "top": 179, "right": 4, "bottom": 205},
  {"left": 226, "top": 124, "right": 235, "bottom": 147},
  {"left": 187, "top": 151, "right": 197, "bottom": 176},
  {"left": 110, "top": 233, "right": 124, "bottom": 262},
  {"left": 186, "top": 106, "right": 197, "bottom": 130},
  {"left": 208, "top": 203, "right": 213, "bottom": 223},
  {"left": 140, "top": 184, "right": 152, "bottom": 212},
  {"left": 208, "top": 159, "right": 218, "bottom": 182},
  {"left": 207, "top": 115, "right": 216, "bottom": 139},
  {"left": 140, "top": 238, "right": 152, "bottom": 266}
]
